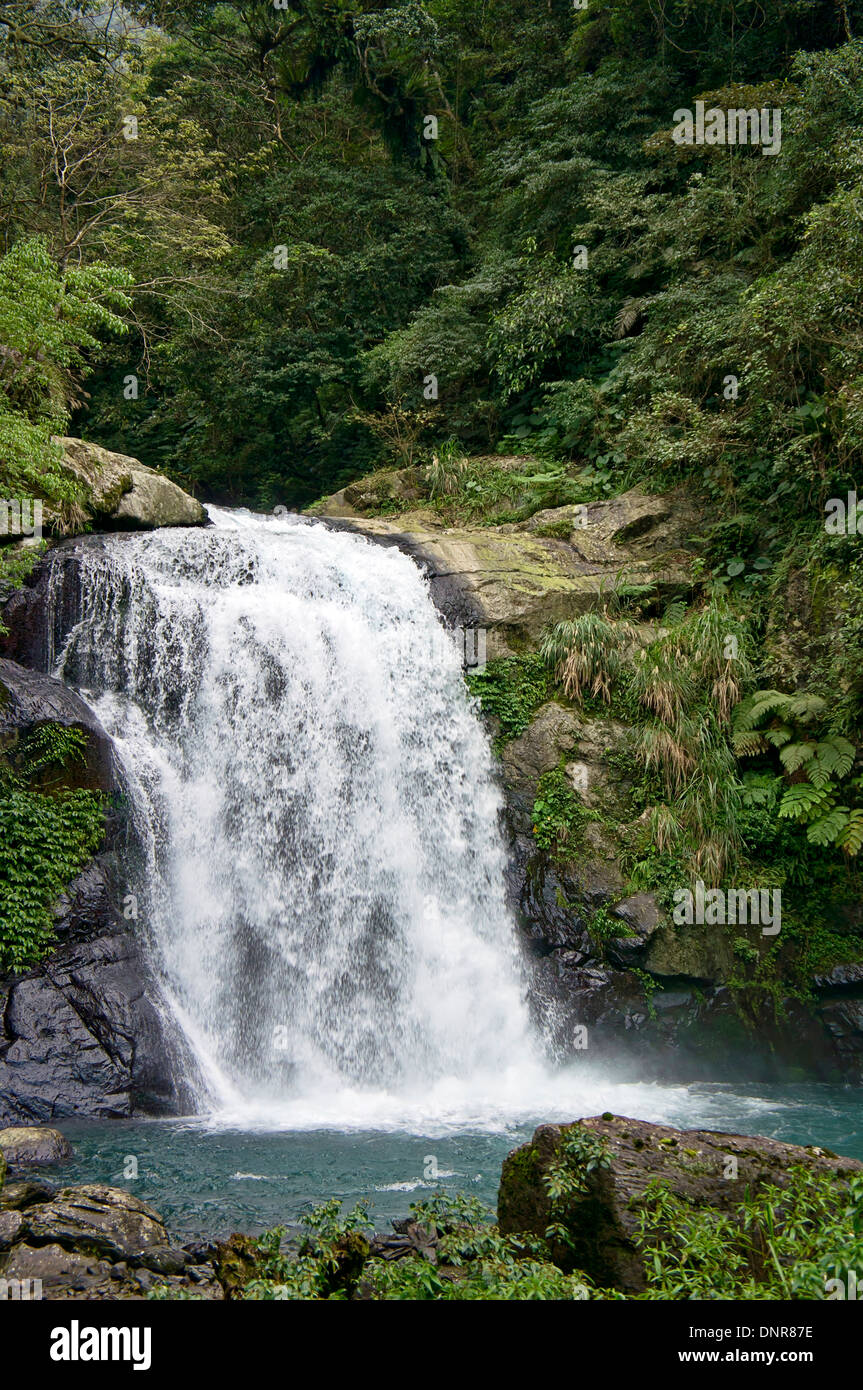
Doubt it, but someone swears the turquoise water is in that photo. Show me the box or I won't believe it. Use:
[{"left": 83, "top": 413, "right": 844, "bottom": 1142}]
[{"left": 55, "top": 1081, "right": 863, "bottom": 1243}]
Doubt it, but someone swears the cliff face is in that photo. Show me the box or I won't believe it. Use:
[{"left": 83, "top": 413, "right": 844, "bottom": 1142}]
[{"left": 313, "top": 465, "right": 863, "bottom": 1084}]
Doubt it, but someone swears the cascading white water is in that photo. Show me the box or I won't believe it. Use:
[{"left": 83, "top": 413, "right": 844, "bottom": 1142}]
[{"left": 55, "top": 507, "right": 559, "bottom": 1129}]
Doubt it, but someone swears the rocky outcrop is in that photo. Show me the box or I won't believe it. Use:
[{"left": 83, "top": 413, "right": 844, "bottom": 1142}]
[
  {"left": 313, "top": 469, "right": 863, "bottom": 1084},
  {"left": 498, "top": 1114, "right": 863, "bottom": 1293},
  {"left": 320, "top": 484, "right": 698, "bottom": 655},
  {"left": 0, "top": 659, "right": 194, "bottom": 1124},
  {"left": 0, "top": 920, "right": 194, "bottom": 1123},
  {"left": 0, "top": 657, "right": 115, "bottom": 794},
  {"left": 57, "top": 437, "right": 206, "bottom": 530}
]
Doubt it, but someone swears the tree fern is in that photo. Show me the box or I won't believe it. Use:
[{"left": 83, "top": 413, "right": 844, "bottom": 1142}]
[
  {"left": 733, "top": 691, "right": 791, "bottom": 732},
  {"left": 779, "top": 741, "right": 817, "bottom": 773}
]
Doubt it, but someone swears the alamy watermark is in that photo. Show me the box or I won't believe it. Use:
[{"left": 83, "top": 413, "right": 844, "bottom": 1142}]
[
  {"left": 673, "top": 881, "right": 781, "bottom": 935},
  {"left": 0, "top": 1277, "right": 42, "bottom": 1299},
  {"left": 673, "top": 101, "right": 782, "bottom": 156},
  {"left": 825, "top": 1270, "right": 862, "bottom": 1299},
  {"left": 824, "top": 492, "right": 863, "bottom": 535},
  {"left": 0, "top": 498, "right": 42, "bottom": 538}
]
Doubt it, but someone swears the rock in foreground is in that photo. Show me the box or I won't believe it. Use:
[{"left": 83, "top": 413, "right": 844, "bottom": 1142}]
[
  {"left": 498, "top": 1114, "right": 863, "bottom": 1293},
  {"left": 0, "top": 1174, "right": 223, "bottom": 1299}
]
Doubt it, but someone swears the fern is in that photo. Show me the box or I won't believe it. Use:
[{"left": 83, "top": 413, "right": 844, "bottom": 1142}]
[
  {"left": 778, "top": 783, "right": 834, "bottom": 821},
  {"left": 779, "top": 741, "right": 817, "bottom": 772},
  {"left": 733, "top": 691, "right": 790, "bottom": 732},
  {"left": 784, "top": 693, "right": 828, "bottom": 723},
  {"left": 806, "top": 807, "right": 849, "bottom": 847},
  {"left": 733, "top": 730, "right": 767, "bottom": 757},
  {"left": 813, "top": 736, "right": 855, "bottom": 780},
  {"left": 840, "top": 810, "right": 863, "bottom": 856}
]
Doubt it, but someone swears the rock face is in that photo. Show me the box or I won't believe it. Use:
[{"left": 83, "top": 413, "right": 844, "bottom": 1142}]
[
  {"left": 0, "top": 923, "right": 194, "bottom": 1123},
  {"left": 0, "top": 659, "right": 195, "bottom": 1124},
  {"left": 498, "top": 1115, "right": 863, "bottom": 1293},
  {"left": 0, "top": 1126, "right": 72, "bottom": 1170},
  {"left": 57, "top": 437, "right": 206, "bottom": 530},
  {"left": 322, "top": 484, "right": 697, "bottom": 655},
  {"left": 313, "top": 470, "right": 863, "bottom": 1083},
  {"left": 0, "top": 657, "right": 115, "bottom": 794}
]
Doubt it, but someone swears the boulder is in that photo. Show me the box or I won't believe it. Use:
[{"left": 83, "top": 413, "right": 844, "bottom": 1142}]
[
  {"left": 0, "top": 1126, "right": 72, "bottom": 1170},
  {"left": 0, "top": 1240, "right": 118, "bottom": 1296},
  {"left": 56, "top": 437, "right": 205, "bottom": 530},
  {"left": 498, "top": 1114, "right": 863, "bottom": 1293},
  {"left": 21, "top": 1184, "right": 168, "bottom": 1261},
  {"left": 0, "top": 1209, "right": 23, "bottom": 1248},
  {"left": 0, "top": 1179, "right": 56, "bottom": 1209},
  {"left": 605, "top": 893, "right": 664, "bottom": 969}
]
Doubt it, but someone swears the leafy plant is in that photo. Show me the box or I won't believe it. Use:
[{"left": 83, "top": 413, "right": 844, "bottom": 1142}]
[
  {"left": 0, "top": 723, "right": 104, "bottom": 970},
  {"left": 532, "top": 762, "right": 592, "bottom": 854},
  {"left": 734, "top": 691, "right": 862, "bottom": 854},
  {"left": 541, "top": 612, "right": 626, "bottom": 704},
  {"left": 466, "top": 653, "right": 551, "bottom": 747}
]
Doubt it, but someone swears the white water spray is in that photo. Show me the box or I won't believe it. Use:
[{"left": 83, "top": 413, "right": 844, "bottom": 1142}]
[{"left": 56, "top": 508, "right": 571, "bottom": 1128}]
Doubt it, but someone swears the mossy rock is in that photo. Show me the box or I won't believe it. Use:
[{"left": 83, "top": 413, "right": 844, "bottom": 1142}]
[{"left": 213, "top": 1232, "right": 263, "bottom": 1299}]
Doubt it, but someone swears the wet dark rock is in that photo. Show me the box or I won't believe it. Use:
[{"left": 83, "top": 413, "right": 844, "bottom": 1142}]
[
  {"left": 813, "top": 963, "right": 863, "bottom": 990},
  {"left": 0, "top": 657, "right": 115, "bottom": 795},
  {"left": 0, "top": 551, "right": 197, "bottom": 1126},
  {"left": 0, "top": 931, "right": 192, "bottom": 1123},
  {"left": 138, "top": 1244, "right": 188, "bottom": 1275},
  {"left": 819, "top": 995, "right": 863, "bottom": 1063},
  {"left": 605, "top": 893, "right": 663, "bottom": 969},
  {"left": 52, "top": 857, "right": 118, "bottom": 943}
]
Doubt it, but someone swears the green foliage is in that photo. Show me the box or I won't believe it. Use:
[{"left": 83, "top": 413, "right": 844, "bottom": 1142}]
[
  {"left": 633, "top": 1166, "right": 863, "bottom": 1301},
  {"left": 0, "top": 724, "right": 105, "bottom": 971},
  {"left": 243, "top": 1193, "right": 592, "bottom": 1302},
  {"left": 0, "top": 0, "right": 859, "bottom": 523},
  {"left": 541, "top": 612, "right": 625, "bottom": 704},
  {"left": 426, "top": 438, "right": 468, "bottom": 500},
  {"left": 532, "top": 761, "right": 592, "bottom": 855},
  {"left": 0, "top": 237, "right": 131, "bottom": 523},
  {"left": 465, "top": 653, "right": 551, "bottom": 747},
  {"left": 734, "top": 690, "right": 862, "bottom": 854},
  {"left": 543, "top": 595, "right": 753, "bottom": 882}
]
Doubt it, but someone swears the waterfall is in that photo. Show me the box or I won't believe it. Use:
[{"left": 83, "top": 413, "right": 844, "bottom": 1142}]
[{"left": 54, "top": 507, "right": 553, "bottom": 1130}]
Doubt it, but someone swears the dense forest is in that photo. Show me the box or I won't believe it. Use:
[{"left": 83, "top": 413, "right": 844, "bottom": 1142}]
[{"left": 0, "top": 0, "right": 860, "bottom": 511}]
